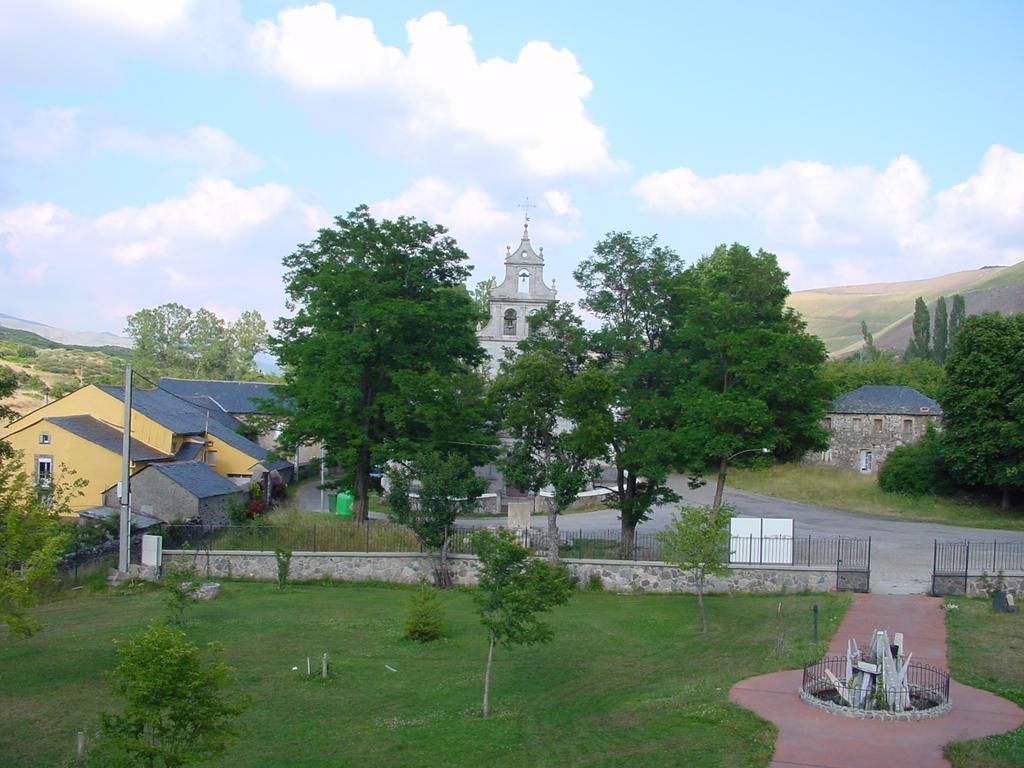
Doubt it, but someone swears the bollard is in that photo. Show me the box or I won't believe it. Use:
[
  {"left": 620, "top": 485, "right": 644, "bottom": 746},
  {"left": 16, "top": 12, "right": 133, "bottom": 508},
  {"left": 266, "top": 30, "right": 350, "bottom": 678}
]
[
  {"left": 321, "top": 652, "right": 328, "bottom": 680},
  {"left": 812, "top": 603, "right": 819, "bottom": 644},
  {"left": 75, "top": 731, "right": 85, "bottom": 763}
]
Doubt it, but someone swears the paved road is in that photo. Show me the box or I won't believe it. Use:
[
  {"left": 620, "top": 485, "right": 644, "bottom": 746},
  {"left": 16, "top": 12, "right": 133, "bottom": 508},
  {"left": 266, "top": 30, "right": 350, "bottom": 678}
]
[
  {"left": 455, "top": 475, "right": 1024, "bottom": 595},
  {"left": 295, "top": 474, "right": 1024, "bottom": 595}
]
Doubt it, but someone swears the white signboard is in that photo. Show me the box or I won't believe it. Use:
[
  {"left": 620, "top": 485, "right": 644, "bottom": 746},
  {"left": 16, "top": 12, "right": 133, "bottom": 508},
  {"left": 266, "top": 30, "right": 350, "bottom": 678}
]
[
  {"left": 729, "top": 517, "right": 794, "bottom": 565},
  {"left": 141, "top": 534, "right": 163, "bottom": 567}
]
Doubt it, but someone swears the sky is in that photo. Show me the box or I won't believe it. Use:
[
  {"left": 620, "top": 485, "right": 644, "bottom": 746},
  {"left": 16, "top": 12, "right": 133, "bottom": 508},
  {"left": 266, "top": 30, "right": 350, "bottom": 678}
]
[{"left": 1, "top": 0, "right": 1022, "bottom": 335}]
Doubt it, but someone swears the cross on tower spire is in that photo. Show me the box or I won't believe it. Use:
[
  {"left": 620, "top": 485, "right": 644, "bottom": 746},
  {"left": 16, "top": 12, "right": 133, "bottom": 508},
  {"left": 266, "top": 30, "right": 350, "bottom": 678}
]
[{"left": 517, "top": 196, "right": 536, "bottom": 237}]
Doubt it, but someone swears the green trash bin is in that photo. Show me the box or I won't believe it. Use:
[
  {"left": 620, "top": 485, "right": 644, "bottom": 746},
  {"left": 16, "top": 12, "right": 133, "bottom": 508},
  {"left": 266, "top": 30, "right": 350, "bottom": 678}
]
[{"left": 335, "top": 491, "right": 353, "bottom": 517}]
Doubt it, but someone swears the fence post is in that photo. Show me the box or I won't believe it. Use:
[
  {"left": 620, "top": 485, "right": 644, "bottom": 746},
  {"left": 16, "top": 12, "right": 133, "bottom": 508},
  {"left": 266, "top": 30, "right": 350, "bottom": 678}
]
[
  {"left": 313, "top": 523, "right": 317, "bottom": 553},
  {"left": 807, "top": 534, "right": 812, "bottom": 567},
  {"left": 993, "top": 538, "right": 997, "bottom": 572},
  {"left": 964, "top": 540, "right": 970, "bottom": 595},
  {"left": 365, "top": 522, "right": 370, "bottom": 553}
]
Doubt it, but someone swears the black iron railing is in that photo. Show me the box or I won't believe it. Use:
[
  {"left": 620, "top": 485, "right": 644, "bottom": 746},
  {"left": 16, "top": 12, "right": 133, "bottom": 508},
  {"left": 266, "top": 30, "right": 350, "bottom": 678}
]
[{"left": 802, "top": 655, "right": 950, "bottom": 711}]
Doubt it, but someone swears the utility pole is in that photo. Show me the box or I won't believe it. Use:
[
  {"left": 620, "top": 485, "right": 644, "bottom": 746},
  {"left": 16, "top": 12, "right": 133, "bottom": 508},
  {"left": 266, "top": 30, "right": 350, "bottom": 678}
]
[{"left": 118, "top": 364, "right": 133, "bottom": 574}]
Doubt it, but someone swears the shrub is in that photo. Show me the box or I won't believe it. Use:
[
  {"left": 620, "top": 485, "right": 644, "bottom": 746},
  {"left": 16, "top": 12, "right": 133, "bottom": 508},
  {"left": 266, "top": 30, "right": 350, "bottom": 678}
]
[
  {"left": 15, "top": 344, "right": 36, "bottom": 358},
  {"left": 404, "top": 580, "right": 445, "bottom": 642},
  {"left": 271, "top": 479, "right": 288, "bottom": 501},
  {"left": 586, "top": 573, "right": 604, "bottom": 592},
  {"left": 246, "top": 499, "right": 265, "bottom": 519},
  {"left": 878, "top": 424, "right": 956, "bottom": 496},
  {"left": 162, "top": 562, "right": 199, "bottom": 625},
  {"left": 226, "top": 497, "right": 247, "bottom": 526},
  {"left": 274, "top": 548, "right": 292, "bottom": 590}
]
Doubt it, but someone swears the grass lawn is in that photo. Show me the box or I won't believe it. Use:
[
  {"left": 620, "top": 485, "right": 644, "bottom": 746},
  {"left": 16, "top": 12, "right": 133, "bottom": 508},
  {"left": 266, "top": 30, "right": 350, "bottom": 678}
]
[
  {"left": 1, "top": 582, "right": 848, "bottom": 768},
  {"left": 728, "top": 464, "right": 1024, "bottom": 531},
  {"left": 944, "top": 598, "right": 1024, "bottom": 767}
]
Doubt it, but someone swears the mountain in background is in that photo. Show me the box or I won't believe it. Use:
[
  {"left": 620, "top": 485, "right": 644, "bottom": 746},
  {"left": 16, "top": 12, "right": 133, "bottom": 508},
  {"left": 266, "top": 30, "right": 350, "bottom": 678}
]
[
  {"left": 0, "top": 313, "right": 132, "bottom": 349},
  {"left": 788, "top": 260, "right": 1024, "bottom": 355}
]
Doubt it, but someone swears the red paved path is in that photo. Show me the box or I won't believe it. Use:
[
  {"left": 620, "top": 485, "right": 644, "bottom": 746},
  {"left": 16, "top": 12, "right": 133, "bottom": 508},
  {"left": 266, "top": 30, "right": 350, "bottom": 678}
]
[{"left": 730, "top": 594, "right": 1024, "bottom": 768}]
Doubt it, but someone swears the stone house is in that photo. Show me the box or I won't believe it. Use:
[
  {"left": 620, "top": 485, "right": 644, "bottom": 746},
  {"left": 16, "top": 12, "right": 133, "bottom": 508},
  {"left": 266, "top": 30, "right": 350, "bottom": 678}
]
[
  {"left": 102, "top": 460, "right": 246, "bottom": 526},
  {"left": 805, "top": 385, "right": 942, "bottom": 474}
]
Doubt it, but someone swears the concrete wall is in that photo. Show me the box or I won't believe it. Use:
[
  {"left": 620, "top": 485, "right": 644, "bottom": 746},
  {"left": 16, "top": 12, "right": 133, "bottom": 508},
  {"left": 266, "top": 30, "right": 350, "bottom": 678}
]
[
  {"left": 803, "top": 412, "right": 941, "bottom": 474},
  {"left": 163, "top": 550, "right": 838, "bottom": 594}
]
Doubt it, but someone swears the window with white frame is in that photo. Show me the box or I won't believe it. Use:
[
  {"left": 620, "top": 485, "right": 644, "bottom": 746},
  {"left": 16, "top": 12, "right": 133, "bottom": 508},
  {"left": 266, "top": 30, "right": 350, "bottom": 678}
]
[
  {"left": 36, "top": 456, "right": 53, "bottom": 488},
  {"left": 39, "top": 432, "right": 51, "bottom": 445}
]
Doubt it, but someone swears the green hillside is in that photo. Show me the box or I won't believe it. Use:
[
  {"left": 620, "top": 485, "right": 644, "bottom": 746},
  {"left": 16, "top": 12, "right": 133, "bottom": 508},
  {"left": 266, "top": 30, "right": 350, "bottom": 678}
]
[{"left": 789, "top": 262, "right": 1024, "bottom": 354}]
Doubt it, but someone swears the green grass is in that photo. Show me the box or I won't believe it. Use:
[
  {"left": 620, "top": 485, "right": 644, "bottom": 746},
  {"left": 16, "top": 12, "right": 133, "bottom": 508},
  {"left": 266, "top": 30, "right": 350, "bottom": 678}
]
[
  {"left": 0, "top": 583, "right": 849, "bottom": 768},
  {"left": 944, "top": 598, "right": 1024, "bottom": 767},
  {"left": 728, "top": 464, "right": 1024, "bottom": 531}
]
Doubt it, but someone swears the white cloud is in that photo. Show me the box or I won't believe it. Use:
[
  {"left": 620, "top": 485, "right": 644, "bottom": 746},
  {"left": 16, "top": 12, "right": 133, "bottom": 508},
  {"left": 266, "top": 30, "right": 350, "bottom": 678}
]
[
  {"left": 0, "top": 178, "right": 325, "bottom": 331},
  {"left": 58, "top": 0, "right": 195, "bottom": 36},
  {"left": 95, "top": 125, "right": 262, "bottom": 177},
  {"left": 633, "top": 145, "right": 1024, "bottom": 287},
  {"left": 2, "top": 107, "right": 84, "bottom": 161},
  {"left": 251, "top": 7, "right": 619, "bottom": 178}
]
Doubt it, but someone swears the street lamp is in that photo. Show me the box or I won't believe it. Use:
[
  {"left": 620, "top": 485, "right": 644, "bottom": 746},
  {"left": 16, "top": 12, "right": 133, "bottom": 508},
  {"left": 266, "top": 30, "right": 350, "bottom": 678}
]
[{"left": 713, "top": 447, "right": 770, "bottom": 509}]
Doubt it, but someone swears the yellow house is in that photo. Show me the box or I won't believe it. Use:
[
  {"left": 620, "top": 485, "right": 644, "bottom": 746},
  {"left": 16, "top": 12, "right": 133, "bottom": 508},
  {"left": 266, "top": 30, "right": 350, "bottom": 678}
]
[{"left": 1, "top": 384, "right": 289, "bottom": 514}]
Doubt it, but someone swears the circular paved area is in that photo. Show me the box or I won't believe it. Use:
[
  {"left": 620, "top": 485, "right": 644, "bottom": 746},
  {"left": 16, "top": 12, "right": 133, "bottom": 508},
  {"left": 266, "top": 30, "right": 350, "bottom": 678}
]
[{"left": 730, "top": 594, "right": 1024, "bottom": 768}]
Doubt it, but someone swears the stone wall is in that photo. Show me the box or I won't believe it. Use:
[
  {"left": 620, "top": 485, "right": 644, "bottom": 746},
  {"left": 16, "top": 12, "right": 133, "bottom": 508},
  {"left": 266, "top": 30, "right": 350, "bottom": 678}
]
[
  {"left": 162, "top": 550, "right": 837, "bottom": 594},
  {"left": 929, "top": 573, "right": 1024, "bottom": 597},
  {"left": 803, "top": 412, "right": 941, "bottom": 474}
]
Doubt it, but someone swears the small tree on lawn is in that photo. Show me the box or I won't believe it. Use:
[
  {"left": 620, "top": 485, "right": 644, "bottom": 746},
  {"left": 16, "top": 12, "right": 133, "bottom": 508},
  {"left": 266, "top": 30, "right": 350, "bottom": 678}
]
[
  {"left": 473, "top": 528, "right": 572, "bottom": 719},
  {"left": 90, "top": 620, "right": 247, "bottom": 768},
  {"left": 161, "top": 561, "right": 199, "bottom": 625},
  {"left": 387, "top": 451, "right": 487, "bottom": 587},
  {"left": 656, "top": 506, "right": 732, "bottom": 633}
]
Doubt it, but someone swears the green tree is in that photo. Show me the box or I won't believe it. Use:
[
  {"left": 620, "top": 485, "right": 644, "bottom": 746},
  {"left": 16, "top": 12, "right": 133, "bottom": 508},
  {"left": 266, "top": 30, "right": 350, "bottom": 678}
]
[
  {"left": 664, "top": 244, "right": 831, "bottom": 507},
  {"left": 822, "top": 356, "right": 945, "bottom": 399},
  {"left": 404, "top": 579, "right": 446, "bottom": 642},
  {"left": 490, "top": 336, "right": 608, "bottom": 561},
  {"left": 656, "top": 506, "right": 732, "bottom": 633},
  {"left": 271, "top": 205, "right": 492, "bottom": 521},
  {"left": 948, "top": 293, "right": 966, "bottom": 341},
  {"left": 932, "top": 295, "right": 949, "bottom": 364},
  {"left": 471, "top": 277, "right": 497, "bottom": 330},
  {"left": 387, "top": 451, "right": 488, "bottom": 587},
  {"left": 0, "top": 366, "right": 18, "bottom": 457},
  {"left": 473, "top": 528, "right": 572, "bottom": 719},
  {"left": 857, "top": 320, "right": 881, "bottom": 362},
  {"left": 91, "top": 620, "right": 247, "bottom": 768},
  {"left": 0, "top": 453, "right": 82, "bottom": 637},
  {"left": 186, "top": 308, "right": 230, "bottom": 378},
  {"left": 125, "top": 303, "right": 193, "bottom": 378},
  {"left": 228, "top": 310, "right": 268, "bottom": 379},
  {"left": 877, "top": 423, "right": 955, "bottom": 496},
  {"left": 161, "top": 561, "right": 199, "bottom": 625},
  {"left": 904, "top": 296, "right": 931, "bottom": 361},
  {"left": 939, "top": 313, "right": 1024, "bottom": 510},
  {"left": 572, "top": 233, "right": 682, "bottom": 556}
]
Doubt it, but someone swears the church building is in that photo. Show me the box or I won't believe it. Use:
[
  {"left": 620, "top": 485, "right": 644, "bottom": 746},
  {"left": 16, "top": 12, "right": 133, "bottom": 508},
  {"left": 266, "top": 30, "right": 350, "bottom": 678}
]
[{"left": 477, "top": 217, "right": 557, "bottom": 374}]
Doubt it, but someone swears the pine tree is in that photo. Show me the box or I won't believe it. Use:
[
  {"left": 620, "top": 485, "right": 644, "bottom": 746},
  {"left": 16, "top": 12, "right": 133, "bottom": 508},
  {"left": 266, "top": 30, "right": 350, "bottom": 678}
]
[
  {"left": 932, "top": 296, "right": 949, "bottom": 364},
  {"left": 948, "top": 294, "right": 966, "bottom": 343},
  {"left": 905, "top": 297, "right": 931, "bottom": 361}
]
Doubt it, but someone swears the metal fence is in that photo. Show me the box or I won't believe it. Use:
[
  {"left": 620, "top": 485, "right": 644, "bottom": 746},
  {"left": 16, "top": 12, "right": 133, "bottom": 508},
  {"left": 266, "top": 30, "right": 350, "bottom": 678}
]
[
  {"left": 158, "top": 521, "right": 869, "bottom": 575},
  {"left": 932, "top": 539, "right": 1024, "bottom": 595},
  {"left": 802, "top": 656, "right": 950, "bottom": 712}
]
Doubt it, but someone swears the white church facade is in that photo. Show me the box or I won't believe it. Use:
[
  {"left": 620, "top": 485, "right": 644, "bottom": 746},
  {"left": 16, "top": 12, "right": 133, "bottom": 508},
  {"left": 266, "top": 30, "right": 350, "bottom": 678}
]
[{"left": 477, "top": 219, "right": 556, "bottom": 374}]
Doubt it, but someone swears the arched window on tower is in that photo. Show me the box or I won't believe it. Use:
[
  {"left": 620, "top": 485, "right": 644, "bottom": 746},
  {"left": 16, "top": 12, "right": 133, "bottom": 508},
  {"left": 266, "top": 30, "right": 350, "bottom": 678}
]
[
  {"left": 503, "top": 309, "right": 517, "bottom": 335},
  {"left": 518, "top": 269, "right": 530, "bottom": 293}
]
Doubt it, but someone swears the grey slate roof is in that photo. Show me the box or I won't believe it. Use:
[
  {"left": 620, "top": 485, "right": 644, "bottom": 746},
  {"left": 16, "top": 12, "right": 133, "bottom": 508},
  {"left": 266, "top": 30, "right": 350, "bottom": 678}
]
[
  {"left": 831, "top": 385, "right": 942, "bottom": 416},
  {"left": 98, "top": 385, "right": 272, "bottom": 462},
  {"left": 158, "top": 377, "right": 283, "bottom": 415},
  {"left": 45, "top": 415, "right": 172, "bottom": 461},
  {"left": 149, "top": 461, "right": 245, "bottom": 498}
]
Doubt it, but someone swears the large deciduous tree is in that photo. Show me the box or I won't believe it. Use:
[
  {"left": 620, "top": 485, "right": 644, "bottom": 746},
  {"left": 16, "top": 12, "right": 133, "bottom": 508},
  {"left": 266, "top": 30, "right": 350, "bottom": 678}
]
[
  {"left": 664, "top": 244, "right": 831, "bottom": 507},
  {"left": 272, "top": 205, "right": 491, "bottom": 522},
  {"left": 490, "top": 319, "right": 608, "bottom": 560},
  {"left": 0, "top": 366, "right": 18, "bottom": 458},
  {"left": 939, "top": 313, "right": 1024, "bottom": 510},
  {"left": 572, "top": 233, "right": 682, "bottom": 556},
  {"left": 932, "top": 295, "right": 949, "bottom": 364},
  {"left": 126, "top": 304, "right": 267, "bottom": 380}
]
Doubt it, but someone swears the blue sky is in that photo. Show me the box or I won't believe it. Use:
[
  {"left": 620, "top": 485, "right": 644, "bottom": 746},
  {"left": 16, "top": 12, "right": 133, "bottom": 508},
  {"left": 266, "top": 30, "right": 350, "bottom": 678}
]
[{"left": 1, "top": 1, "right": 1022, "bottom": 334}]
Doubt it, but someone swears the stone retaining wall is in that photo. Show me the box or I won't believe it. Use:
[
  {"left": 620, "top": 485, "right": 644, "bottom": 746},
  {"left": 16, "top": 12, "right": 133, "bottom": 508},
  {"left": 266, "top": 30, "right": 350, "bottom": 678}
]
[
  {"left": 163, "top": 550, "right": 837, "bottom": 594},
  {"left": 932, "top": 574, "right": 1024, "bottom": 597}
]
